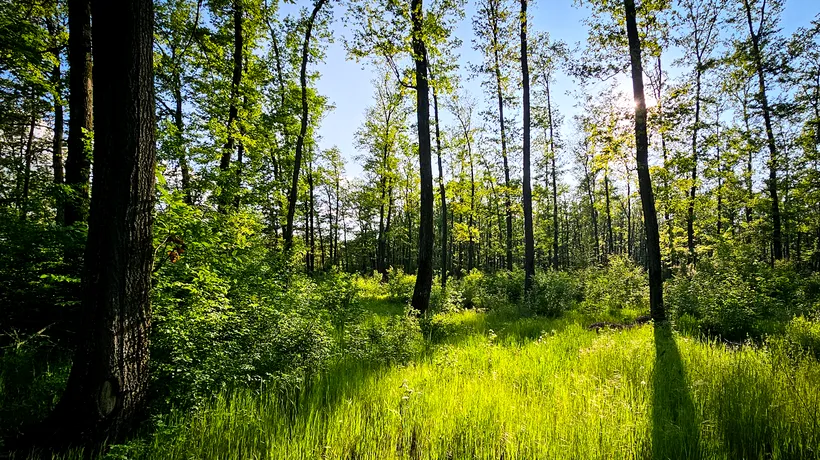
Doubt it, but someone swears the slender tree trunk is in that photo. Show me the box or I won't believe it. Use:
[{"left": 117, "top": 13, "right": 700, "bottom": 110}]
[
  {"left": 410, "top": 0, "right": 433, "bottom": 314},
  {"left": 625, "top": 0, "right": 665, "bottom": 321},
  {"left": 20, "top": 109, "right": 36, "bottom": 221},
  {"left": 520, "top": 0, "right": 534, "bottom": 290},
  {"left": 218, "top": 0, "right": 243, "bottom": 210},
  {"left": 546, "top": 83, "right": 559, "bottom": 269},
  {"left": 431, "top": 83, "right": 448, "bottom": 288},
  {"left": 488, "top": 1, "right": 513, "bottom": 271},
  {"left": 285, "top": 0, "right": 326, "bottom": 248},
  {"left": 743, "top": 0, "right": 782, "bottom": 260},
  {"left": 38, "top": 0, "right": 156, "bottom": 444},
  {"left": 65, "top": 0, "right": 93, "bottom": 226},
  {"left": 49, "top": 19, "right": 65, "bottom": 225},
  {"left": 604, "top": 170, "right": 613, "bottom": 256},
  {"left": 688, "top": 64, "right": 702, "bottom": 262},
  {"left": 173, "top": 73, "right": 192, "bottom": 204}
]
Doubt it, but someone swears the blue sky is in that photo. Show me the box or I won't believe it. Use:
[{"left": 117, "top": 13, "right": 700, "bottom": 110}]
[{"left": 312, "top": 0, "right": 818, "bottom": 178}]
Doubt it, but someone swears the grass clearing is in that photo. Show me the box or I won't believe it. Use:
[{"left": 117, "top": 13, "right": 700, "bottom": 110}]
[{"left": 58, "top": 299, "right": 820, "bottom": 460}]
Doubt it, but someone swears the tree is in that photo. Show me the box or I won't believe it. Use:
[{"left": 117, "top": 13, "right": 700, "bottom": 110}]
[
  {"left": 64, "top": 0, "right": 93, "bottom": 226},
  {"left": 520, "top": 0, "right": 534, "bottom": 290},
  {"left": 34, "top": 0, "right": 156, "bottom": 445},
  {"left": 624, "top": 0, "right": 665, "bottom": 321},
  {"left": 739, "top": 0, "right": 784, "bottom": 261},
  {"left": 285, "top": 0, "right": 328, "bottom": 249}
]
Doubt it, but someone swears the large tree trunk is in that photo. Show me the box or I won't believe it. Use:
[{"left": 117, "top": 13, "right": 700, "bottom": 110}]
[
  {"left": 410, "top": 0, "right": 433, "bottom": 314},
  {"left": 38, "top": 0, "right": 156, "bottom": 445},
  {"left": 520, "top": 0, "right": 534, "bottom": 291},
  {"left": 285, "top": 0, "right": 326, "bottom": 248},
  {"left": 65, "top": 0, "right": 93, "bottom": 226},
  {"left": 432, "top": 83, "right": 448, "bottom": 288},
  {"left": 742, "top": 0, "right": 782, "bottom": 261},
  {"left": 625, "top": 0, "right": 665, "bottom": 321}
]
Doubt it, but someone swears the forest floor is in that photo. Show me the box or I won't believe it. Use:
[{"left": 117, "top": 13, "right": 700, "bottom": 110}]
[{"left": 54, "top": 296, "right": 820, "bottom": 459}]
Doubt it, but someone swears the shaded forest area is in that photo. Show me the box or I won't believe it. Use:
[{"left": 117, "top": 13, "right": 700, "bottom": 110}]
[{"left": 1, "top": 0, "right": 820, "bottom": 458}]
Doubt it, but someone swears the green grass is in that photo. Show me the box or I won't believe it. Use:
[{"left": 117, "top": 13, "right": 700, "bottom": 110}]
[{"left": 49, "top": 301, "right": 816, "bottom": 460}]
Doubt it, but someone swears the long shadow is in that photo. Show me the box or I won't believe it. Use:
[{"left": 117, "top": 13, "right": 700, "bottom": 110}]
[{"left": 652, "top": 323, "right": 701, "bottom": 459}]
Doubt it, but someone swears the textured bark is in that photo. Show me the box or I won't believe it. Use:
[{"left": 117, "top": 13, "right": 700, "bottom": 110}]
[
  {"left": 285, "top": 0, "right": 326, "bottom": 248},
  {"left": 520, "top": 0, "right": 534, "bottom": 291},
  {"left": 65, "top": 0, "right": 93, "bottom": 226},
  {"left": 37, "top": 0, "right": 156, "bottom": 445},
  {"left": 410, "top": 0, "right": 434, "bottom": 314},
  {"left": 742, "top": 0, "right": 782, "bottom": 260},
  {"left": 625, "top": 0, "right": 665, "bottom": 321}
]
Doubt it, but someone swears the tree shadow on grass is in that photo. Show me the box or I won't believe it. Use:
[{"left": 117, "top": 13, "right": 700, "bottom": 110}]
[{"left": 652, "top": 323, "right": 701, "bottom": 459}]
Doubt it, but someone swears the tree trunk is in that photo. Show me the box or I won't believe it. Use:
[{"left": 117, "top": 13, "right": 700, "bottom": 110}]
[
  {"left": 410, "top": 0, "right": 433, "bottom": 314},
  {"left": 688, "top": 64, "right": 702, "bottom": 262},
  {"left": 488, "top": 0, "right": 513, "bottom": 271},
  {"left": 743, "top": 0, "right": 782, "bottom": 260},
  {"left": 432, "top": 83, "right": 448, "bottom": 288},
  {"left": 520, "top": 0, "right": 534, "bottom": 291},
  {"left": 285, "top": 0, "right": 326, "bottom": 248},
  {"left": 37, "top": 0, "right": 156, "bottom": 445},
  {"left": 20, "top": 109, "right": 36, "bottom": 221},
  {"left": 546, "top": 83, "right": 559, "bottom": 269},
  {"left": 49, "top": 18, "right": 65, "bottom": 225},
  {"left": 218, "top": 0, "right": 243, "bottom": 211},
  {"left": 625, "top": 0, "right": 665, "bottom": 321},
  {"left": 65, "top": 0, "right": 93, "bottom": 226}
]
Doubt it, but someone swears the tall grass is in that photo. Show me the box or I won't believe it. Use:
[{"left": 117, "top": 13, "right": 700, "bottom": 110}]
[{"left": 64, "top": 309, "right": 820, "bottom": 460}]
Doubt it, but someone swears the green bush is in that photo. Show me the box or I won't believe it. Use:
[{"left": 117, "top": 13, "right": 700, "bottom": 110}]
[
  {"left": 580, "top": 256, "right": 649, "bottom": 314},
  {"left": 528, "top": 270, "right": 582, "bottom": 317},
  {"left": 385, "top": 267, "right": 416, "bottom": 303},
  {"left": 459, "top": 270, "right": 485, "bottom": 309},
  {"left": 779, "top": 316, "right": 820, "bottom": 360},
  {"left": 346, "top": 310, "right": 423, "bottom": 364}
]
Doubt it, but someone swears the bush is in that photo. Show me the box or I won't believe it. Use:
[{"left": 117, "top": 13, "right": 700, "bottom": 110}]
[
  {"left": 528, "top": 270, "right": 582, "bottom": 317},
  {"left": 385, "top": 267, "right": 416, "bottom": 303},
  {"left": 430, "top": 280, "right": 465, "bottom": 315},
  {"left": 580, "top": 256, "right": 649, "bottom": 315},
  {"left": 346, "top": 310, "right": 423, "bottom": 364},
  {"left": 483, "top": 269, "right": 526, "bottom": 308},
  {"left": 459, "top": 270, "right": 485, "bottom": 309},
  {"left": 778, "top": 316, "right": 820, "bottom": 360}
]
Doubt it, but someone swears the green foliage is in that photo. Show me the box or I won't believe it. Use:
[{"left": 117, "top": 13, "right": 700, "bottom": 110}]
[
  {"left": 385, "top": 267, "right": 417, "bottom": 304},
  {"left": 458, "top": 269, "right": 485, "bottom": 309},
  {"left": 579, "top": 256, "right": 649, "bottom": 315},
  {"left": 528, "top": 270, "right": 582, "bottom": 317}
]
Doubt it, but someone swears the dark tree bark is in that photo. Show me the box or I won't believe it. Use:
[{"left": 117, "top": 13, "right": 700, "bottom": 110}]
[
  {"left": 410, "top": 0, "right": 434, "bottom": 314},
  {"left": 65, "top": 0, "right": 93, "bottom": 226},
  {"left": 625, "top": 0, "right": 665, "bottom": 321},
  {"left": 546, "top": 84, "right": 559, "bottom": 269},
  {"left": 742, "top": 0, "right": 782, "bottom": 261},
  {"left": 285, "top": 0, "right": 326, "bottom": 248},
  {"left": 218, "top": 0, "right": 243, "bottom": 211},
  {"left": 485, "top": 0, "right": 513, "bottom": 271},
  {"left": 520, "top": 0, "right": 534, "bottom": 291},
  {"left": 431, "top": 82, "right": 448, "bottom": 288},
  {"left": 49, "top": 17, "right": 65, "bottom": 225},
  {"left": 35, "top": 0, "right": 156, "bottom": 445}
]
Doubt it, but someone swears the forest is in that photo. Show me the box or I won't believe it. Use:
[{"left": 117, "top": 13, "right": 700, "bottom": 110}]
[{"left": 1, "top": 0, "right": 820, "bottom": 457}]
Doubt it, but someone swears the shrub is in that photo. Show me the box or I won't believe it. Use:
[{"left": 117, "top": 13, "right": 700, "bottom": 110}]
[
  {"left": 528, "top": 270, "right": 582, "bottom": 317},
  {"left": 580, "top": 256, "right": 649, "bottom": 314},
  {"left": 385, "top": 267, "right": 416, "bottom": 303},
  {"left": 779, "top": 316, "right": 820, "bottom": 360},
  {"left": 459, "top": 270, "right": 485, "bottom": 309},
  {"left": 346, "top": 310, "right": 423, "bottom": 364}
]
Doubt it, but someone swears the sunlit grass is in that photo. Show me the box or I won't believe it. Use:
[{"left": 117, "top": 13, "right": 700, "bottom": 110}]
[{"left": 68, "top": 305, "right": 820, "bottom": 460}]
